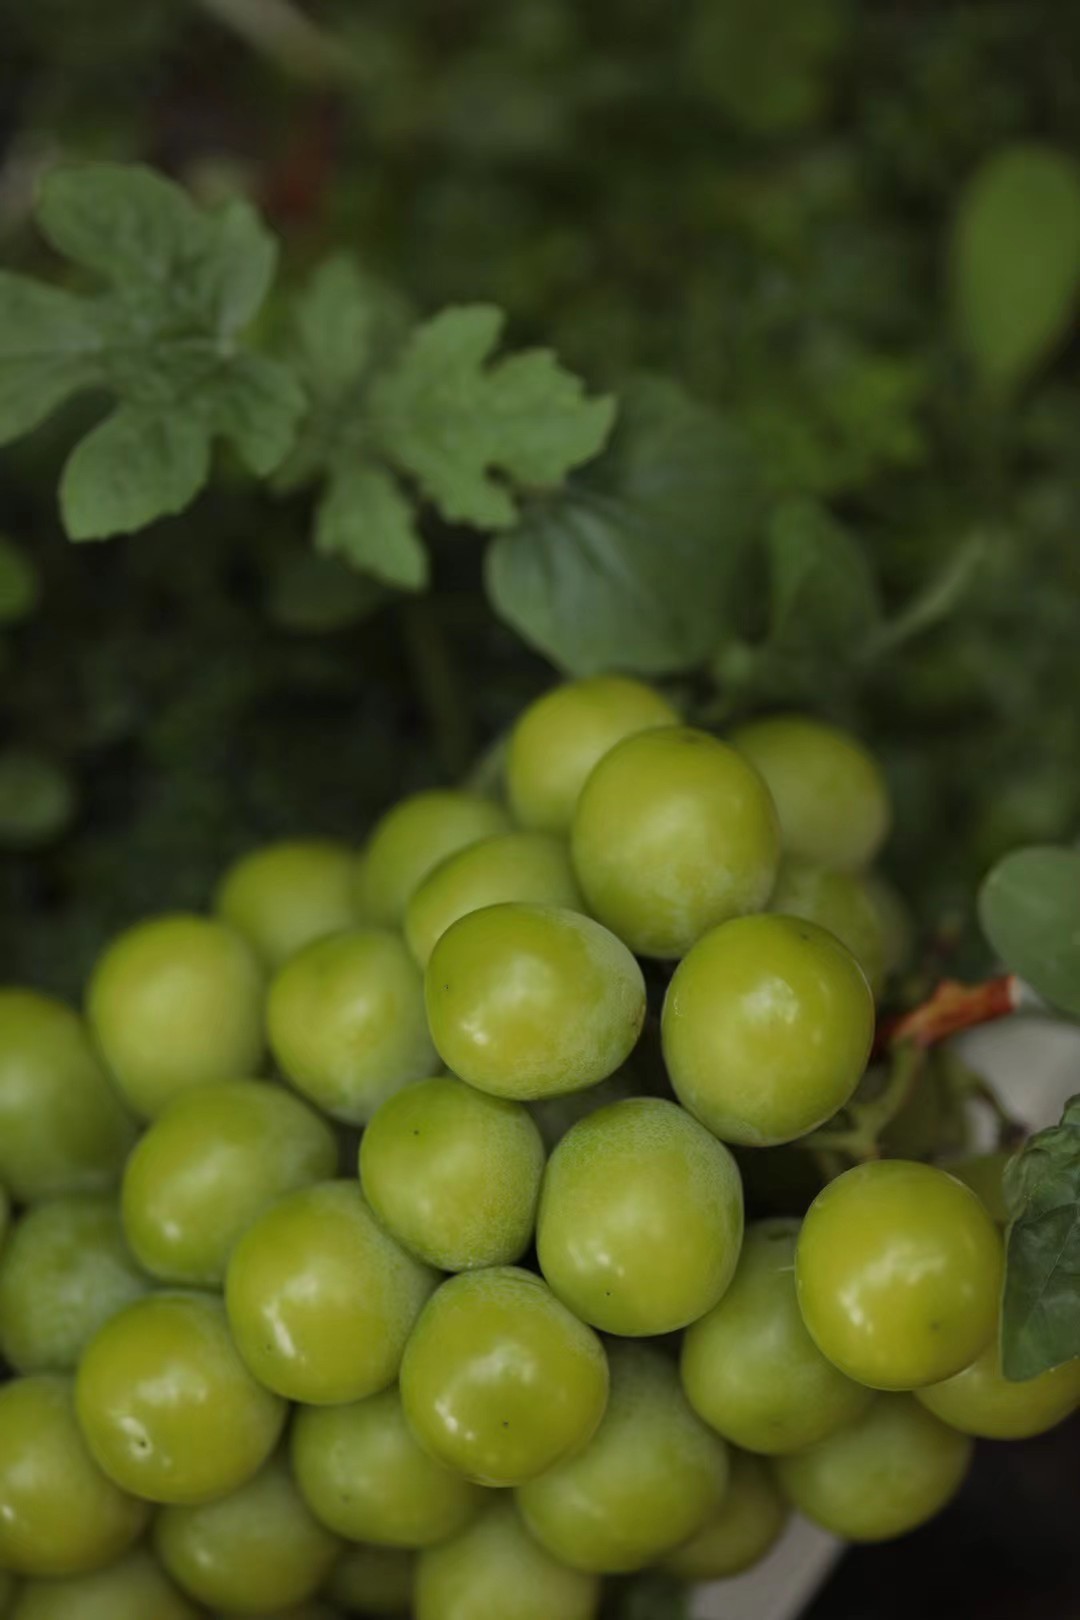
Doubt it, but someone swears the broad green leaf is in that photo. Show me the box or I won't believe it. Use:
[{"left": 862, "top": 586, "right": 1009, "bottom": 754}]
[
  {"left": 0, "top": 750, "right": 77, "bottom": 849},
  {"left": 37, "top": 163, "right": 204, "bottom": 287},
  {"left": 765, "top": 496, "right": 880, "bottom": 656},
  {"left": 1002, "top": 1097, "right": 1080, "bottom": 1379},
  {"left": 316, "top": 463, "right": 428, "bottom": 590},
  {"left": 0, "top": 539, "right": 40, "bottom": 624},
  {"left": 0, "top": 272, "right": 103, "bottom": 445},
  {"left": 207, "top": 353, "right": 306, "bottom": 476},
  {"left": 60, "top": 406, "right": 211, "bottom": 541},
  {"left": 371, "top": 304, "right": 615, "bottom": 528},
  {"left": 264, "top": 549, "right": 387, "bottom": 634},
  {"left": 294, "top": 254, "right": 414, "bottom": 404},
  {"left": 979, "top": 846, "right": 1080, "bottom": 1018},
  {"left": 486, "top": 375, "right": 763, "bottom": 675},
  {"left": 952, "top": 144, "right": 1080, "bottom": 392},
  {"left": 197, "top": 197, "right": 280, "bottom": 338}
]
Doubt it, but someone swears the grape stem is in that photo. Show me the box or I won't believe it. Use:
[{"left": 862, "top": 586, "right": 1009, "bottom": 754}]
[
  {"left": 805, "top": 1042, "right": 927, "bottom": 1162},
  {"left": 875, "top": 973, "right": 1022, "bottom": 1054}
]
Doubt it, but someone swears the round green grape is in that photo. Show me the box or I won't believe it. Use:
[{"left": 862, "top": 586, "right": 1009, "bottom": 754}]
[
  {"left": 416, "top": 1500, "right": 600, "bottom": 1620},
  {"left": 226, "top": 1181, "right": 437, "bottom": 1405},
  {"left": 0, "top": 1184, "right": 8, "bottom": 1253},
  {"left": 425, "top": 904, "right": 645, "bottom": 1101},
  {"left": 680, "top": 1220, "right": 872, "bottom": 1453},
  {"left": 216, "top": 839, "right": 358, "bottom": 969},
  {"left": 154, "top": 1452, "right": 341, "bottom": 1614},
  {"left": 405, "top": 833, "right": 583, "bottom": 967},
  {"left": 121, "top": 1080, "right": 338, "bottom": 1286},
  {"left": 662, "top": 915, "right": 874, "bottom": 1147},
  {"left": 268, "top": 930, "right": 437, "bottom": 1124},
  {"left": 662, "top": 1450, "right": 788, "bottom": 1581},
  {"left": 325, "top": 1546, "right": 415, "bottom": 1615},
  {"left": 292, "top": 1387, "right": 487, "bottom": 1547},
  {"left": 0, "top": 1194, "right": 149, "bottom": 1374},
  {"left": 359, "top": 1077, "right": 545, "bottom": 1271},
  {"left": 0, "top": 990, "right": 135, "bottom": 1203},
  {"left": 75, "top": 1292, "right": 286, "bottom": 1505},
  {"left": 0, "top": 1376, "right": 149, "bottom": 1577},
  {"left": 359, "top": 791, "right": 511, "bottom": 927},
  {"left": 945, "top": 1152, "right": 1011, "bottom": 1225},
  {"left": 863, "top": 874, "right": 914, "bottom": 978},
  {"left": 570, "top": 727, "right": 780, "bottom": 958},
  {"left": 85, "top": 915, "right": 265, "bottom": 1120},
  {"left": 9, "top": 1549, "right": 201, "bottom": 1620},
  {"left": 518, "top": 1341, "right": 729, "bottom": 1574},
  {"left": 796, "top": 1160, "right": 1003, "bottom": 1391},
  {"left": 527, "top": 1070, "right": 641, "bottom": 1152},
  {"left": 506, "top": 676, "right": 680, "bottom": 835},
  {"left": 770, "top": 858, "right": 886, "bottom": 994},
  {"left": 775, "top": 1394, "right": 972, "bottom": 1541},
  {"left": 916, "top": 1336, "right": 1080, "bottom": 1439},
  {"left": 400, "top": 1267, "right": 609, "bottom": 1487},
  {"left": 731, "top": 716, "right": 890, "bottom": 872},
  {"left": 537, "top": 1097, "right": 744, "bottom": 1336}
]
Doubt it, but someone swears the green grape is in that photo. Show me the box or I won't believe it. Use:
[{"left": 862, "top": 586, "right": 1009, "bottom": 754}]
[
  {"left": 536, "top": 1097, "right": 744, "bottom": 1336},
  {"left": 121, "top": 1080, "right": 337, "bottom": 1287},
  {"left": 570, "top": 727, "right": 780, "bottom": 958},
  {"left": 796, "top": 1160, "right": 1003, "bottom": 1391},
  {"left": 416, "top": 1500, "right": 600, "bottom": 1620},
  {"left": 405, "top": 833, "right": 583, "bottom": 967},
  {"left": 0, "top": 1376, "right": 149, "bottom": 1577},
  {"left": 680, "top": 1220, "right": 872, "bottom": 1454},
  {"left": 75, "top": 1293, "right": 286, "bottom": 1505},
  {"left": 527, "top": 1070, "right": 642, "bottom": 1152},
  {"left": 770, "top": 857, "right": 887, "bottom": 994},
  {"left": 215, "top": 839, "right": 358, "bottom": 969},
  {"left": 662, "top": 915, "right": 874, "bottom": 1147},
  {"left": 730, "top": 716, "right": 890, "bottom": 872},
  {"left": 662, "top": 1450, "right": 788, "bottom": 1581},
  {"left": 775, "top": 1394, "right": 972, "bottom": 1541},
  {"left": 863, "top": 873, "right": 914, "bottom": 978},
  {"left": 517, "top": 1341, "right": 729, "bottom": 1574},
  {"left": 0, "top": 990, "right": 136, "bottom": 1203},
  {"left": 325, "top": 1546, "right": 415, "bottom": 1615},
  {"left": 359, "top": 791, "right": 511, "bottom": 927},
  {"left": 425, "top": 904, "right": 645, "bottom": 1101},
  {"left": 267, "top": 930, "right": 438, "bottom": 1124},
  {"left": 400, "top": 1267, "right": 609, "bottom": 1487},
  {"left": 244, "top": 1608, "right": 340, "bottom": 1620},
  {"left": 0, "top": 1194, "right": 149, "bottom": 1374},
  {"left": 359, "top": 1077, "right": 545, "bottom": 1271},
  {"left": 9, "top": 1548, "right": 201, "bottom": 1620},
  {"left": 292, "top": 1387, "right": 487, "bottom": 1548},
  {"left": 153, "top": 1452, "right": 341, "bottom": 1614},
  {"left": 0, "top": 1184, "right": 10, "bottom": 1253},
  {"left": 506, "top": 676, "right": 680, "bottom": 835},
  {"left": 945, "top": 1152, "right": 1011, "bottom": 1225},
  {"left": 226, "top": 1181, "right": 438, "bottom": 1405},
  {"left": 916, "top": 1334, "right": 1080, "bottom": 1439},
  {"left": 86, "top": 915, "right": 265, "bottom": 1120}
]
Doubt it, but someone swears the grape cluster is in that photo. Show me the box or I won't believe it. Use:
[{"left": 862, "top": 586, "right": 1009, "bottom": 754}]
[{"left": 0, "top": 679, "right": 1077, "bottom": 1620}]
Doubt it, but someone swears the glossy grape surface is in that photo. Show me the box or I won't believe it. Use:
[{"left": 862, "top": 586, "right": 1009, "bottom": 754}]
[
  {"left": 916, "top": 1337, "right": 1080, "bottom": 1438},
  {"left": 662, "top": 1449, "right": 788, "bottom": 1581},
  {"left": 268, "top": 930, "right": 437, "bottom": 1124},
  {"left": 425, "top": 904, "right": 645, "bottom": 1101},
  {"left": 570, "top": 727, "right": 781, "bottom": 958},
  {"left": 121, "top": 1079, "right": 337, "bottom": 1286},
  {"left": 215, "top": 838, "right": 357, "bottom": 969},
  {"left": 770, "top": 857, "right": 886, "bottom": 994},
  {"left": 537, "top": 1097, "right": 744, "bottom": 1335},
  {"left": 9, "top": 1549, "right": 201, "bottom": 1620},
  {"left": 662, "top": 915, "right": 874, "bottom": 1147},
  {"left": 416, "top": 1500, "right": 600, "bottom": 1620},
  {"left": 405, "top": 833, "right": 582, "bottom": 967},
  {"left": 359, "top": 791, "right": 511, "bottom": 927}
]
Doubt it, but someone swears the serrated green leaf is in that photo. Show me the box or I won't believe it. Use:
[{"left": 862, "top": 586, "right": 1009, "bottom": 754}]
[
  {"left": 206, "top": 353, "right": 306, "bottom": 476},
  {"left": 1002, "top": 1097, "right": 1080, "bottom": 1380},
  {"left": 979, "top": 846, "right": 1080, "bottom": 1018},
  {"left": 486, "top": 375, "right": 763, "bottom": 675},
  {"left": 316, "top": 463, "right": 428, "bottom": 590},
  {"left": 0, "top": 750, "right": 77, "bottom": 848},
  {"left": 0, "top": 272, "right": 104, "bottom": 446},
  {"left": 0, "top": 538, "right": 40, "bottom": 625},
  {"left": 60, "top": 406, "right": 211, "bottom": 541},
  {"left": 294, "top": 254, "right": 415, "bottom": 404},
  {"left": 766, "top": 495, "right": 881, "bottom": 651},
  {"left": 198, "top": 197, "right": 280, "bottom": 337},
  {"left": 952, "top": 144, "right": 1080, "bottom": 392},
  {"left": 371, "top": 304, "right": 615, "bottom": 528},
  {"left": 37, "top": 163, "right": 204, "bottom": 287}
]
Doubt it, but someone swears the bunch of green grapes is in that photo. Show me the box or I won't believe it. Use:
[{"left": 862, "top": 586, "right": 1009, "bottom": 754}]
[{"left": 0, "top": 678, "right": 1076, "bottom": 1620}]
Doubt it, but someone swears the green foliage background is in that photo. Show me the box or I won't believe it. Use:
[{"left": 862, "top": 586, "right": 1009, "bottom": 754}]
[{"left": 1, "top": 0, "right": 1079, "bottom": 997}]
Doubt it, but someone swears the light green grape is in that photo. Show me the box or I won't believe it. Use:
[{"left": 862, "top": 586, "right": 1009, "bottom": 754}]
[
  {"left": 570, "top": 727, "right": 780, "bottom": 958},
  {"left": 916, "top": 1333, "right": 1080, "bottom": 1439},
  {"left": 770, "top": 857, "right": 887, "bottom": 994},
  {"left": 9, "top": 1548, "right": 201, "bottom": 1620},
  {"left": 215, "top": 839, "right": 358, "bottom": 969},
  {"left": 662, "top": 1450, "right": 788, "bottom": 1581},
  {"left": 358, "top": 791, "right": 511, "bottom": 927},
  {"left": 507, "top": 676, "right": 680, "bottom": 834},
  {"left": 405, "top": 833, "right": 583, "bottom": 967},
  {"left": 416, "top": 1500, "right": 600, "bottom": 1620}
]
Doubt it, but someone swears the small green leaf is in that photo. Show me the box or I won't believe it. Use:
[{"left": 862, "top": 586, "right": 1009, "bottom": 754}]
[
  {"left": 0, "top": 750, "right": 77, "bottom": 848},
  {"left": 371, "top": 304, "right": 615, "bottom": 528},
  {"left": 316, "top": 464, "right": 428, "bottom": 590},
  {"left": 765, "top": 496, "right": 880, "bottom": 655},
  {"left": 197, "top": 197, "right": 280, "bottom": 338},
  {"left": 486, "top": 375, "right": 763, "bottom": 675},
  {"left": 0, "top": 272, "right": 103, "bottom": 446},
  {"left": 0, "top": 539, "right": 40, "bottom": 624},
  {"left": 1002, "top": 1097, "right": 1080, "bottom": 1380},
  {"left": 952, "top": 144, "right": 1080, "bottom": 393},
  {"left": 60, "top": 406, "right": 211, "bottom": 540},
  {"left": 37, "top": 162, "right": 204, "bottom": 287},
  {"left": 294, "top": 254, "right": 414, "bottom": 404},
  {"left": 207, "top": 353, "right": 306, "bottom": 476},
  {"left": 979, "top": 846, "right": 1080, "bottom": 1018}
]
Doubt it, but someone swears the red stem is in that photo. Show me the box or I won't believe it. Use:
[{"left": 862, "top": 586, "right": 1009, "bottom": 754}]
[{"left": 876, "top": 974, "right": 1021, "bottom": 1055}]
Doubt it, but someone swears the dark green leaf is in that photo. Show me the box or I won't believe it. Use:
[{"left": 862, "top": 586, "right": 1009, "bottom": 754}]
[
  {"left": 486, "top": 375, "right": 763, "bottom": 675},
  {"left": 979, "top": 846, "right": 1080, "bottom": 1017},
  {"left": 0, "top": 539, "right": 41, "bottom": 624},
  {"left": 60, "top": 406, "right": 211, "bottom": 540},
  {"left": 0, "top": 272, "right": 104, "bottom": 446},
  {"left": 0, "top": 751, "right": 77, "bottom": 849},
  {"left": 315, "top": 463, "right": 428, "bottom": 590},
  {"left": 1002, "top": 1097, "right": 1080, "bottom": 1379},
  {"left": 765, "top": 495, "right": 881, "bottom": 656}
]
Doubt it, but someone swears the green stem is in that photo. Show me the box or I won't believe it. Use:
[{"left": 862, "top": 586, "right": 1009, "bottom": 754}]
[
  {"left": 399, "top": 598, "right": 474, "bottom": 781},
  {"left": 190, "top": 0, "right": 361, "bottom": 84},
  {"left": 804, "top": 1043, "right": 927, "bottom": 1165}
]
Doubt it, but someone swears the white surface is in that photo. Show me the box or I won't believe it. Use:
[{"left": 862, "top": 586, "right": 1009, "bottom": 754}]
[{"left": 690, "top": 1517, "right": 842, "bottom": 1620}]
